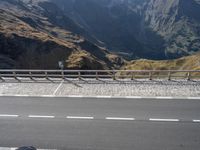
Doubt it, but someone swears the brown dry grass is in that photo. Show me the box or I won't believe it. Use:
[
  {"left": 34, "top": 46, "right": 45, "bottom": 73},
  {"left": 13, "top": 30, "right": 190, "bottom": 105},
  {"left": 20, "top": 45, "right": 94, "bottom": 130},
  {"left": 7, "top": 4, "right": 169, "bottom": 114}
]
[
  {"left": 120, "top": 53, "right": 200, "bottom": 78},
  {"left": 123, "top": 53, "right": 200, "bottom": 71}
]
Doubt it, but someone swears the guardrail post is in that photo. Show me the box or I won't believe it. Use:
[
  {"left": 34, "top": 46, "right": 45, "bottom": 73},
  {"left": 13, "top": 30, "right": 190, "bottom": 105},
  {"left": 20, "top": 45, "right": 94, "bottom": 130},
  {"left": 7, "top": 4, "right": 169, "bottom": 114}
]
[
  {"left": 78, "top": 72, "right": 81, "bottom": 80},
  {"left": 168, "top": 72, "right": 171, "bottom": 81},
  {"left": 149, "top": 72, "right": 152, "bottom": 80},
  {"left": 187, "top": 72, "right": 191, "bottom": 81},
  {"left": 96, "top": 72, "right": 98, "bottom": 80},
  {"left": 131, "top": 72, "right": 134, "bottom": 80},
  {"left": 0, "top": 73, "right": 3, "bottom": 81},
  {"left": 112, "top": 71, "right": 116, "bottom": 80},
  {"left": 13, "top": 71, "right": 17, "bottom": 80},
  {"left": 45, "top": 71, "right": 48, "bottom": 79},
  {"left": 61, "top": 71, "right": 65, "bottom": 80},
  {"left": 29, "top": 71, "right": 33, "bottom": 80}
]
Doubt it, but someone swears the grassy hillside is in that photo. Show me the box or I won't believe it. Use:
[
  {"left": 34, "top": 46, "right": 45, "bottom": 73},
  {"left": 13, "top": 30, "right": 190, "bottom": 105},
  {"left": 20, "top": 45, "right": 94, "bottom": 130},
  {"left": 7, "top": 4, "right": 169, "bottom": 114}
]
[
  {"left": 120, "top": 53, "right": 200, "bottom": 78},
  {"left": 122, "top": 53, "right": 200, "bottom": 71},
  {"left": 0, "top": 1, "right": 124, "bottom": 69}
]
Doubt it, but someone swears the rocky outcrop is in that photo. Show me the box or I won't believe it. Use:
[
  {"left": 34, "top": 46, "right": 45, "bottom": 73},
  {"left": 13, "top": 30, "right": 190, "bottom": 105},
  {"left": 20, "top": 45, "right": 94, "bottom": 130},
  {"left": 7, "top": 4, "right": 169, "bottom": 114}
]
[
  {"left": 144, "top": 0, "right": 200, "bottom": 58},
  {"left": 1, "top": 0, "right": 200, "bottom": 69},
  {"left": 49, "top": 0, "right": 200, "bottom": 59},
  {"left": 0, "top": 0, "right": 124, "bottom": 69}
]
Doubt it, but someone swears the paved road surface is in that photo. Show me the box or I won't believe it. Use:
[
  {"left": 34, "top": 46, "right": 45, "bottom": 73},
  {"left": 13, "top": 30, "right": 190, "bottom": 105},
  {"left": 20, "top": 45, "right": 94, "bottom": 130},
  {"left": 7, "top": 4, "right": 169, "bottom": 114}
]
[{"left": 0, "top": 96, "right": 200, "bottom": 150}]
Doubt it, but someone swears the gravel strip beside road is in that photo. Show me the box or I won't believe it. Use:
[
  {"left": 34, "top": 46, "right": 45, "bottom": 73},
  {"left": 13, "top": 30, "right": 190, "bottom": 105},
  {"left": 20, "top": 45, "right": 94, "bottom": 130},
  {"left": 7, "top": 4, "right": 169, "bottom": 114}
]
[
  {"left": 0, "top": 78, "right": 199, "bottom": 97},
  {"left": 57, "top": 79, "right": 200, "bottom": 97}
]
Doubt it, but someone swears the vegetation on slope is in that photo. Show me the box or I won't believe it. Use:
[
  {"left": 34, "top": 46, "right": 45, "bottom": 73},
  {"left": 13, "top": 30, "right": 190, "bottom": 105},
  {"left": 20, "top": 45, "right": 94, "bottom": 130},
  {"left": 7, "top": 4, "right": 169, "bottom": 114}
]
[
  {"left": 122, "top": 53, "right": 200, "bottom": 71},
  {"left": 0, "top": 0, "right": 124, "bottom": 69}
]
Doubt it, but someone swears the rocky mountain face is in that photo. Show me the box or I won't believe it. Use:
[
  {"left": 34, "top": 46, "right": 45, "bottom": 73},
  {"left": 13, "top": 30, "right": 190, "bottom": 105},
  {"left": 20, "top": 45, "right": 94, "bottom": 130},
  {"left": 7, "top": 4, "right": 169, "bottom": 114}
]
[
  {"left": 49, "top": 0, "right": 200, "bottom": 59},
  {"left": 0, "top": 0, "right": 200, "bottom": 69},
  {"left": 144, "top": 0, "right": 200, "bottom": 58},
  {"left": 0, "top": 0, "right": 124, "bottom": 69}
]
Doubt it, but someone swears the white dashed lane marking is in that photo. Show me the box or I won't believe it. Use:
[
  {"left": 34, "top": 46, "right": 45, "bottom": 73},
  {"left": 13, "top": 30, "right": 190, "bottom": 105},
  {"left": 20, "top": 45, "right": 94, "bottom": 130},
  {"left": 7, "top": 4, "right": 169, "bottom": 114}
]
[
  {"left": 149, "top": 118, "right": 179, "bottom": 122},
  {"left": 193, "top": 120, "right": 200, "bottom": 123},
  {"left": 0, "top": 114, "right": 19, "bottom": 117},
  {"left": 66, "top": 116, "right": 94, "bottom": 119},
  {"left": 106, "top": 117, "right": 135, "bottom": 121},
  {"left": 0, "top": 114, "right": 199, "bottom": 123},
  {"left": 28, "top": 115, "right": 55, "bottom": 118}
]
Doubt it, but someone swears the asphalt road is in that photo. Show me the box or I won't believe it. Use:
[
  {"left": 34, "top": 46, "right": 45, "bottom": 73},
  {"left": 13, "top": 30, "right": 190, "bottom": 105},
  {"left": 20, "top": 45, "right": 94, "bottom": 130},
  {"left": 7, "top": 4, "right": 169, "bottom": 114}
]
[{"left": 0, "top": 96, "right": 200, "bottom": 150}]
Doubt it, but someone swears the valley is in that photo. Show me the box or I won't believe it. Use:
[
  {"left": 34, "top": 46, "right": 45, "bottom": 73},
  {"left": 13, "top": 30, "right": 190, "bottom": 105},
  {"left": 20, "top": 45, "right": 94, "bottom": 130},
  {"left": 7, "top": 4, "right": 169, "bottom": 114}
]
[{"left": 0, "top": 0, "right": 200, "bottom": 69}]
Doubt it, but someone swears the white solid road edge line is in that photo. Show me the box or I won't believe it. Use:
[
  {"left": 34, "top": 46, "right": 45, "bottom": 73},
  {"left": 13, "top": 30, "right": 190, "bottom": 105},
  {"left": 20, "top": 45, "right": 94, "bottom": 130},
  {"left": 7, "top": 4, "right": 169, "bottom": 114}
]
[
  {"left": 0, "top": 114, "right": 19, "bottom": 117},
  {"left": 37, "top": 149, "right": 57, "bottom": 150},
  {"left": 0, "top": 147, "right": 57, "bottom": 150},
  {"left": 0, "top": 94, "right": 200, "bottom": 99},
  {"left": 67, "top": 95, "right": 84, "bottom": 98},
  {"left": 66, "top": 116, "right": 94, "bottom": 119},
  {"left": 125, "top": 96, "right": 143, "bottom": 99},
  {"left": 187, "top": 97, "right": 200, "bottom": 99},
  {"left": 96, "top": 96, "right": 112, "bottom": 98},
  {"left": 155, "top": 97, "right": 174, "bottom": 99},
  {"left": 193, "top": 120, "right": 200, "bottom": 123},
  {"left": 0, "top": 147, "right": 18, "bottom": 150},
  {"left": 149, "top": 118, "right": 179, "bottom": 122},
  {"left": 106, "top": 117, "right": 135, "bottom": 121},
  {"left": 28, "top": 115, "right": 55, "bottom": 118}
]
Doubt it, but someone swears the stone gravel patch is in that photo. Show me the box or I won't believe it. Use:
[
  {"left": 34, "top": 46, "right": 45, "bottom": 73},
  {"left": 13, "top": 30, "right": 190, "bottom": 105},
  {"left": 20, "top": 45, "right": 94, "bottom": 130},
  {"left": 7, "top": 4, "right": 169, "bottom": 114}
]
[
  {"left": 57, "top": 79, "right": 200, "bottom": 97},
  {"left": 0, "top": 78, "right": 200, "bottom": 97}
]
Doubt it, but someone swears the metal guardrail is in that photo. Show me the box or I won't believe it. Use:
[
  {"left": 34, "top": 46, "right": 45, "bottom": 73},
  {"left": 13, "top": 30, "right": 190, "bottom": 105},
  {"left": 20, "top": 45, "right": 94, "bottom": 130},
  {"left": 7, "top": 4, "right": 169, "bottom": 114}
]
[{"left": 0, "top": 70, "right": 200, "bottom": 80}]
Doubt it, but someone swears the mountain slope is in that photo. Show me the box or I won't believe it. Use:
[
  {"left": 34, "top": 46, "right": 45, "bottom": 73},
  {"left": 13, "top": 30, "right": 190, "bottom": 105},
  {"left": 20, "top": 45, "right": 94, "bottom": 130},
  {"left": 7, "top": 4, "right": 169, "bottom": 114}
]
[
  {"left": 144, "top": 0, "right": 200, "bottom": 58},
  {"left": 122, "top": 52, "right": 200, "bottom": 71},
  {"left": 49, "top": 0, "right": 200, "bottom": 59},
  {"left": 0, "top": 0, "right": 124, "bottom": 69},
  {"left": 0, "top": 0, "right": 199, "bottom": 69}
]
